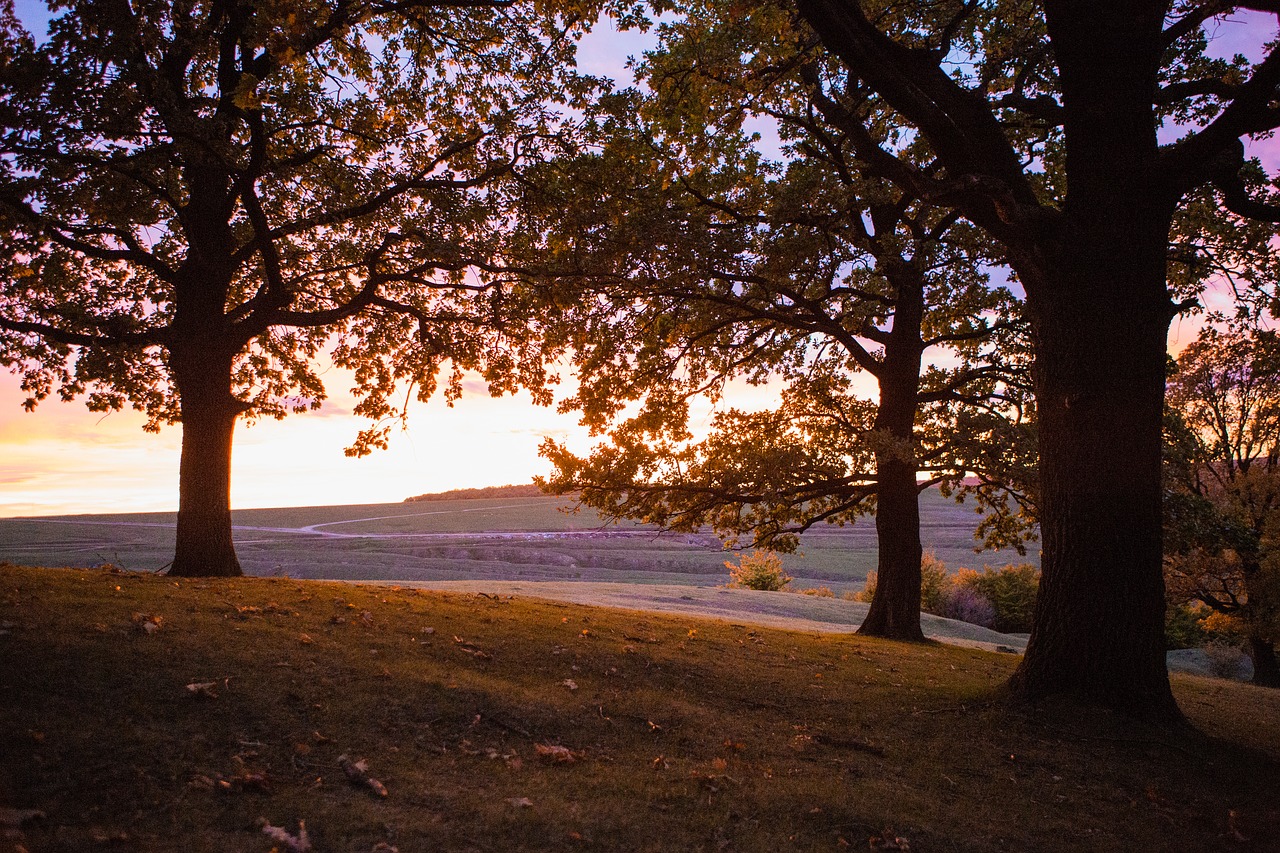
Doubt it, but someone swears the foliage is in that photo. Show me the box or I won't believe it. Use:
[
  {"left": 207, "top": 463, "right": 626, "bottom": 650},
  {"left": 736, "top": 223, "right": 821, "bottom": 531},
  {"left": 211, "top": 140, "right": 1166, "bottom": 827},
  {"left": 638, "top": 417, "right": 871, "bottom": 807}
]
[
  {"left": 859, "top": 553, "right": 1035, "bottom": 632},
  {"left": 799, "top": 585, "right": 835, "bottom": 598},
  {"left": 953, "top": 564, "right": 1039, "bottom": 634},
  {"left": 725, "top": 549, "right": 791, "bottom": 591},
  {"left": 1165, "top": 603, "right": 1209, "bottom": 651},
  {"left": 859, "top": 550, "right": 951, "bottom": 609},
  {"left": 936, "top": 586, "right": 997, "bottom": 630},
  {"left": 0, "top": 0, "right": 602, "bottom": 573},
  {"left": 1203, "top": 640, "right": 1249, "bottom": 680},
  {"left": 1164, "top": 324, "right": 1280, "bottom": 681}
]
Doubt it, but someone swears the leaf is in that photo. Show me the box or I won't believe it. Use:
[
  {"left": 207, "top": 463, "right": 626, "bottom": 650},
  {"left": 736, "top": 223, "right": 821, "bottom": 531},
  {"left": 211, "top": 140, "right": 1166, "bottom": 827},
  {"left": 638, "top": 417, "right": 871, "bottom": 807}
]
[
  {"left": 535, "top": 743, "right": 582, "bottom": 764},
  {"left": 257, "top": 817, "right": 313, "bottom": 853},
  {"left": 507, "top": 797, "right": 534, "bottom": 808},
  {"left": 185, "top": 681, "right": 218, "bottom": 699},
  {"left": 339, "top": 754, "right": 389, "bottom": 797},
  {"left": 561, "top": 679, "right": 579, "bottom": 691}
]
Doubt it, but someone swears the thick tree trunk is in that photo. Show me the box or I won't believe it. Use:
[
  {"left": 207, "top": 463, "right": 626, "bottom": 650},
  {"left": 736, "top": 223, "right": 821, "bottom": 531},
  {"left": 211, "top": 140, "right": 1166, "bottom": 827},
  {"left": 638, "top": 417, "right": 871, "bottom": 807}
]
[
  {"left": 1248, "top": 635, "right": 1280, "bottom": 688},
  {"left": 168, "top": 347, "right": 244, "bottom": 578},
  {"left": 1008, "top": 283, "right": 1177, "bottom": 716},
  {"left": 1003, "top": 1, "right": 1182, "bottom": 721},
  {"left": 859, "top": 267, "right": 925, "bottom": 641}
]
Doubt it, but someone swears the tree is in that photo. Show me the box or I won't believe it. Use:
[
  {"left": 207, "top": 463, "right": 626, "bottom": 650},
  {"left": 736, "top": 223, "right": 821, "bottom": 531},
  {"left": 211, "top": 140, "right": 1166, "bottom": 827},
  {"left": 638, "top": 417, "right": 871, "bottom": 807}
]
[
  {"left": 0, "top": 0, "right": 593, "bottom": 575},
  {"left": 1165, "top": 325, "right": 1280, "bottom": 686},
  {"left": 790, "top": 0, "right": 1280, "bottom": 717},
  {"left": 529, "top": 5, "right": 1035, "bottom": 641}
]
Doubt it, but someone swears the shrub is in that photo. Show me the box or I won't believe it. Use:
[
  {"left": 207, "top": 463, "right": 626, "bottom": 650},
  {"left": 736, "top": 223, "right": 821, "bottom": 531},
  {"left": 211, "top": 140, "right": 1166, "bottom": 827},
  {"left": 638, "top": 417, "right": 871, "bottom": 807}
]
[
  {"left": 799, "top": 586, "right": 834, "bottom": 597},
  {"left": 919, "top": 552, "right": 952, "bottom": 613},
  {"left": 1165, "top": 603, "right": 1208, "bottom": 650},
  {"left": 857, "top": 551, "right": 953, "bottom": 607},
  {"left": 1203, "top": 640, "right": 1248, "bottom": 679},
  {"left": 954, "top": 564, "right": 1039, "bottom": 633},
  {"left": 725, "top": 550, "right": 792, "bottom": 591},
  {"left": 856, "top": 571, "right": 876, "bottom": 603},
  {"left": 937, "top": 586, "right": 997, "bottom": 628}
]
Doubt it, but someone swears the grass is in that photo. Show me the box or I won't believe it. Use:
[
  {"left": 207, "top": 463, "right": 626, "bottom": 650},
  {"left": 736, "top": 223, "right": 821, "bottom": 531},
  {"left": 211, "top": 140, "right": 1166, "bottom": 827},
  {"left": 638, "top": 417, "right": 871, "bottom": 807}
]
[
  {"left": 0, "top": 491, "right": 1036, "bottom": 593},
  {"left": 2, "top": 564, "right": 1277, "bottom": 852}
]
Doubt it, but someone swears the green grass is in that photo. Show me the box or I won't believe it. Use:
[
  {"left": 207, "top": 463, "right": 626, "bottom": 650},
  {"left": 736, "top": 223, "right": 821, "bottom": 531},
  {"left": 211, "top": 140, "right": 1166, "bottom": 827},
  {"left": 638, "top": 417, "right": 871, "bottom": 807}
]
[
  {"left": 1, "top": 564, "right": 1277, "bottom": 852},
  {"left": 0, "top": 491, "right": 1035, "bottom": 593}
]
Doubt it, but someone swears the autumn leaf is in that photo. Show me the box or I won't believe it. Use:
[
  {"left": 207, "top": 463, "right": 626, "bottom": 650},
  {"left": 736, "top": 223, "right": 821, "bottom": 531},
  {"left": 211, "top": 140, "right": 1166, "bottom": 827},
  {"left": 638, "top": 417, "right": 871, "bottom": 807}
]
[
  {"left": 339, "top": 754, "right": 388, "bottom": 797},
  {"left": 535, "top": 743, "right": 582, "bottom": 764},
  {"left": 257, "top": 817, "right": 313, "bottom": 853}
]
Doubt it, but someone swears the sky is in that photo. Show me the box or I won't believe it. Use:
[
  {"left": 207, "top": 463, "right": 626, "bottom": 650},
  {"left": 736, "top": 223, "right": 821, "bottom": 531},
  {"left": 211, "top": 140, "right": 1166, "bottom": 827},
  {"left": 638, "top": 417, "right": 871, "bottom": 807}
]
[{"left": 0, "top": 5, "right": 1275, "bottom": 517}]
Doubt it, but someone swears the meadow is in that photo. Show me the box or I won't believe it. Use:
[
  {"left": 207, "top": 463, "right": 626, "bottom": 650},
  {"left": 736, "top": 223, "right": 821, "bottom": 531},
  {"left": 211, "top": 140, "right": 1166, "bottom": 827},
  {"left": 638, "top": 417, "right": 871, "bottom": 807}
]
[
  {"left": 0, "top": 490, "right": 1034, "bottom": 593},
  {"left": 1, "top": 564, "right": 1275, "bottom": 852}
]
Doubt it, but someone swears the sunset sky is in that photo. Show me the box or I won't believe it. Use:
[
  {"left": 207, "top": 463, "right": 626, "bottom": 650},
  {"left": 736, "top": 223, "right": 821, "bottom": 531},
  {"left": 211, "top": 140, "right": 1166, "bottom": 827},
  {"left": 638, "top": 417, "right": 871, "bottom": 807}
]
[{"left": 0, "top": 5, "right": 1273, "bottom": 517}]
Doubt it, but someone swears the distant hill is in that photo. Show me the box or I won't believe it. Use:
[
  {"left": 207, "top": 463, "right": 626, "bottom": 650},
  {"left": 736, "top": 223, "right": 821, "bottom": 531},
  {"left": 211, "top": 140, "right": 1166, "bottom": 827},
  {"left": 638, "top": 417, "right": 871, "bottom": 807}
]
[{"left": 404, "top": 483, "right": 547, "bottom": 502}]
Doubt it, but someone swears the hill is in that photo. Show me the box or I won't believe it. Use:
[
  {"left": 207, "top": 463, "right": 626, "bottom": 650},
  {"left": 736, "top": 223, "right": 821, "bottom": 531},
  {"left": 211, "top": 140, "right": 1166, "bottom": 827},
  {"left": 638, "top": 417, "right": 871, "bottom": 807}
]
[
  {"left": 404, "top": 483, "right": 546, "bottom": 502},
  {"left": 1, "top": 564, "right": 1277, "bottom": 852},
  {"left": 0, "top": 489, "right": 1037, "bottom": 590}
]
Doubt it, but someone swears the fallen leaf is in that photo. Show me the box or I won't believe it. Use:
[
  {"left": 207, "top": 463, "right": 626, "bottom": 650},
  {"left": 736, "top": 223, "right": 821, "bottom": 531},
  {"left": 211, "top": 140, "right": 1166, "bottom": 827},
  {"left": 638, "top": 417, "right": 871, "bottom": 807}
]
[
  {"left": 257, "top": 817, "right": 313, "bottom": 852},
  {"left": 561, "top": 679, "right": 579, "bottom": 691},
  {"left": 185, "top": 681, "right": 219, "bottom": 699},
  {"left": 869, "top": 829, "right": 911, "bottom": 851},
  {"left": 131, "top": 612, "right": 162, "bottom": 634},
  {"left": 339, "top": 754, "right": 388, "bottom": 797},
  {"left": 535, "top": 743, "right": 582, "bottom": 764},
  {"left": 507, "top": 797, "right": 534, "bottom": 808}
]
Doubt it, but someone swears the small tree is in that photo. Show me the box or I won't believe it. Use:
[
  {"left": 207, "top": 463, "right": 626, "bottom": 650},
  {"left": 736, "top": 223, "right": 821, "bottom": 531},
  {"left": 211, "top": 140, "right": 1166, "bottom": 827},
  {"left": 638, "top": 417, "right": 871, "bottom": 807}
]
[{"left": 1164, "top": 325, "right": 1280, "bottom": 686}]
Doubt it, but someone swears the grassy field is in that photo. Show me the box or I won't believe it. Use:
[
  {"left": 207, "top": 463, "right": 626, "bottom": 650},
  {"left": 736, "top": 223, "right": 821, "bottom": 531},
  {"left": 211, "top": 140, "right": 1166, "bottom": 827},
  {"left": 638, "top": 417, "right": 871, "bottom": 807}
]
[
  {"left": 0, "top": 491, "right": 1034, "bottom": 593},
  {"left": 1, "top": 564, "right": 1276, "bottom": 852}
]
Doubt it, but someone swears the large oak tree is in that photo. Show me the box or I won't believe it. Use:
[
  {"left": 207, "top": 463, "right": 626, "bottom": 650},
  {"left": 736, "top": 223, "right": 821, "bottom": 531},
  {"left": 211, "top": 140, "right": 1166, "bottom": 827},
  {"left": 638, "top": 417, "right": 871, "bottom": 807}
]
[
  {"left": 791, "top": 0, "right": 1280, "bottom": 717},
  {"left": 528, "top": 5, "right": 1035, "bottom": 640},
  {"left": 0, "top": 0, "right": 595, "bottom": 575}
]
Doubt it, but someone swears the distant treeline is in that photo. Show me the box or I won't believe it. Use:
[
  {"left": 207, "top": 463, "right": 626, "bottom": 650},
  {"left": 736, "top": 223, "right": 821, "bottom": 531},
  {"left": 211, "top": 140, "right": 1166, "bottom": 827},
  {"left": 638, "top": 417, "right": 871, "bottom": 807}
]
[{"left": 404, "top": 483, "right": 546, "bottom": 503}]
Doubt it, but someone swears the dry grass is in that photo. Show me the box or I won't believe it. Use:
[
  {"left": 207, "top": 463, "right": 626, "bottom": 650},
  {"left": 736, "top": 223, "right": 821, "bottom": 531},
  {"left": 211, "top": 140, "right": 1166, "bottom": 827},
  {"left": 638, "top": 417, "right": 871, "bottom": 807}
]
[{"left": 1, "top": 563, "right": 1278, "bottom": 852}]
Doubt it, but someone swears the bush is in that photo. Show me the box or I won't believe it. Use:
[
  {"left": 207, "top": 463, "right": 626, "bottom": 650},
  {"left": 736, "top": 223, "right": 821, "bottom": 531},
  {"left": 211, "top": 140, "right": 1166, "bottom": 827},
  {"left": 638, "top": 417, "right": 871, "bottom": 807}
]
[
  {"left": 954, "top": 564, "right": 1039, "bottom": 633},
  {"left": 856, "top": 556, "right": 1040, "bottom": 633},
  {"left": 937, "top": 586, "right": 997, "bottom": 628},
  {"left": 1203, "top": 640, "right": 1248, "bottom": 679},
  {"left": 799, "top": 586, "right": 834, "bottom": 598},
  {"left": 725, "top": 550, "right": 792, "bottom": 591},
  {"left": 919, "top": 552, "right": 952, "bottom": 613},
  {"left": 855, "top": 572, "right": 876, "bottom": 603}
]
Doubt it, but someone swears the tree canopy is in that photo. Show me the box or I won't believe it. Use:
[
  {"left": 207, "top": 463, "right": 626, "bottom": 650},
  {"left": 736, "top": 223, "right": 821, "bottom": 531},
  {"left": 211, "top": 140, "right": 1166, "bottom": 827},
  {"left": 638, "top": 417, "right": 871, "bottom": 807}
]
[
  {"left": 0, "top": 0, "right": 601, "bottom": 574},
  {"left": 528, "top": 1, "right": 1036, "bottom": 640},
  {"left": 1165, "top": 324, "right": 1280, "bottom": 685}
]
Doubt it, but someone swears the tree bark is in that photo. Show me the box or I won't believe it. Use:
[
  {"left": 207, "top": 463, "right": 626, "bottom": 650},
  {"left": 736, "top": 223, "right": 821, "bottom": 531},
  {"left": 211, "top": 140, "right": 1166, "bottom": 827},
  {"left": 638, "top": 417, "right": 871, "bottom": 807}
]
[
  {"left": 168, "top": 345, "right": 244, "bottom": 578},
  {"left": 1248, "top": 635, "right": 1280, "bottom": 688},
  {"left": 1004, "top": 1, "right": 1182, "bottom": 721},
  {"left": 859, "top": 265, "right": 926, "bottom": 641},
  {"left": 861, "top": 451, "right": 925, "bottom": 640}
]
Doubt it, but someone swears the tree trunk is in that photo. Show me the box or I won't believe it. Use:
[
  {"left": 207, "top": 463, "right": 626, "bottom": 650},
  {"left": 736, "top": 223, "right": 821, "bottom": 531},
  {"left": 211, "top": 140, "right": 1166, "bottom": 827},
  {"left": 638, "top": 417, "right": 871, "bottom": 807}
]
[
  {"left": 860, "top": 452, "right": 925, "bottom": 640},
  {"left": 859, "top": 266, "right": 926, "bottom": 641},
  {"left": 1248, "top": 635, "right": 1280, "bottom": 688},
  {"left": 1008, "top": 284, "right": 1177, "bottom": 717},
  {"left": 168, "top": 347, "right": 244, "bottom": 578},
  {"left": 1002, "top": 1, "right": 1182, "bottom": 721}
]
